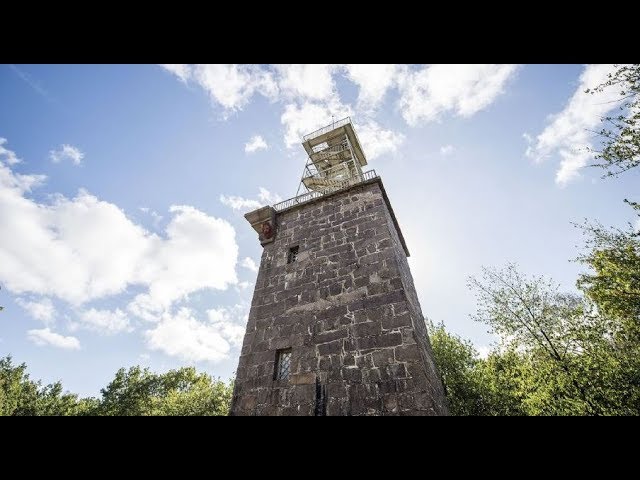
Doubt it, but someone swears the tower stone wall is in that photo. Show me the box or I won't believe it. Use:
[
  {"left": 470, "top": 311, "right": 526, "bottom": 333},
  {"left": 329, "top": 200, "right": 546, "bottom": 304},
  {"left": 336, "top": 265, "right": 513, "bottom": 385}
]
[{"left": 230, "top": 178, "right": 448, "bottom": 415}]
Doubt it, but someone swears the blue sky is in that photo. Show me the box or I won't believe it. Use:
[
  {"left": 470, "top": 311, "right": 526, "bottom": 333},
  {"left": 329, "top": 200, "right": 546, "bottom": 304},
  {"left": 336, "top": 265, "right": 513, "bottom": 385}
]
[{"left": 1, "top": 64, "right": 637, "bottom": 396}]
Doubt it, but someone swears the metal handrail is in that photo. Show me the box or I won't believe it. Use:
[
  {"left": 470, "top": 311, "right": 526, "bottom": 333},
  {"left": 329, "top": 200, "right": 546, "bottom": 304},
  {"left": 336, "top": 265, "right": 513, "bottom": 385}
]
[
  {"left": 273, "top": 169, "right": 378, "bottom": 212},
  {"left": 311, "top": 142, "right": 347, "bottom": 157},
  {"left": 303, "top": 117, "right": 352, "bottom": 142}
]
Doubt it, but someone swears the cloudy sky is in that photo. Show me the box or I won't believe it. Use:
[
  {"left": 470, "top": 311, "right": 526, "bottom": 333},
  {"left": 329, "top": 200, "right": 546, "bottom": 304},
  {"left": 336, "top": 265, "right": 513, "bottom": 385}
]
[{"left": 1, "top": 64, "right": 637, "bottom": 396}]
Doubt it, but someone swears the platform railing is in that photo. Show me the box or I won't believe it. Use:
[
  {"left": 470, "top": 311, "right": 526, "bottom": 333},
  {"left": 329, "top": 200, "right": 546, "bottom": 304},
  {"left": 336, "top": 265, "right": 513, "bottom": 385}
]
[
  {"left": 273, "top": 169, "right": 378, "bottom": 212},
  {"left": 302, "top": 117, "right": 352, "bottom": 142}
]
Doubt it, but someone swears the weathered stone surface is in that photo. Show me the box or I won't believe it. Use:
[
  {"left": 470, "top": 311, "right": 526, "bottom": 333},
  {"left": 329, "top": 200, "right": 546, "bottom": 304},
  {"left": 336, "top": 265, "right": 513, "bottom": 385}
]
[
  {"left": 230, "top": 178, "right": 448, "bottom": 416},
  {"left": 290, "top": 372, "right": 316, "bottom": 385}
]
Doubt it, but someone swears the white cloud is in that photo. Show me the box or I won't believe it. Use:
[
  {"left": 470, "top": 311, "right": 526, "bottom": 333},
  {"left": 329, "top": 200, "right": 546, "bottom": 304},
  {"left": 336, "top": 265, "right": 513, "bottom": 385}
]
[
  {"left": 257, "top": 187, "right": 282, "bottom": 204},
  {"left": 440, "top": 145, "right": 454, "bottom": 156},
  {"left": 208, "top": 303, "right": 249, "bottom": 343},
  {"left": 345, "top": 64, "right": 398, "bottom": 110},
  {"left": 160, "top": 64, "right": 191, "bottom": 82},
  {"left": 127, "top": 293, "right": 163, "bottom": 323},
  {"left": 76, "top": 308, "right": 131, "bottom": 335},
  {"left": 27, "top": 328, "right": 80, "bottom": 350},
  {"left": 151, "top": 210, "right": 162, "bottom": 224},
  {"left": 16, "top": 297, "right": 55, "bottom": 324},
  {"left": 220, "top": 194, "right": 261, "bottom": 211},
  {"left": 206, "top": 306, "right": 246, "bottom": 347},
  {"left": 161, "top": 64, "right": 340, "bottom": 112},
  {"left": 0, "top": 161, "right": 45, "bottom": 191},
  {"left": 237, "top": 281, "right": 253, "bottom": 290},
  {"left": 160, "top": 64, "right": 412, "bottom": 153},
  {"left": 398, "top": 64, "right": 519, "bottom": 125},
  {"left": 139, "top": 207, "right": 163, "bottom": 226},
  {"left": 356, "top": 120, "right": 405, "bottom": 160},
  {"left": 161, "top": 65, "right": 518, "bottom": 157},
  {"left": 245, "top": 135, "right": 268, "bottom": 153},
  {"left": 135, "top": 205, "right": 238, "bottom": 314},
  {"left": 220, "top": 187, "right": 282, "bottom": 211},
  {"left": 50, "top": 144, "right": 84, "bottom": 165},
  {"left": 525, "top": 64, "right": 626, "bottom": 185},
  {"left": 162, "top": 64, "right": 344, "bottom": 146},
  {"left": 161, "top": 64, "right": 278, "bottom": 114},
  {"left": 193, "top": 65, "right": 263, "bottom": 111},
  {"left": 206, "top": 303, "right": 249, "bottom": 324},
  {"left": 0, "top": 157, "right": 238, "bottom": 316},
  {"left": 241, "top": 257, "right": 258, "bottom": 273},
  {"left": 145, "top": 307, "right": 232, "bottom": 362},
  {"left": 275, "top": 64, "right": 337, "bottom": 101},
  {"left": 0, "top": 138, "right": 21, "bottom": 165},
  {"left": 522, "top": 132, "right": 534, "bottom": 157},
  {"left": 0, "top": 175, "right": 147, "bottom": 303},
  {"left": 281, "top": 98, "right": 353, "bottom": 148}
]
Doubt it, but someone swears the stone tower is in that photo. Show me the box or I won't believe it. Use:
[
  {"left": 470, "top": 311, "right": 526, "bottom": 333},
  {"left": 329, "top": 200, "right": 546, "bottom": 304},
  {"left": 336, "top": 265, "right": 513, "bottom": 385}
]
[{"left": 230, "top": 118, "right": 448, "bottom": 416}]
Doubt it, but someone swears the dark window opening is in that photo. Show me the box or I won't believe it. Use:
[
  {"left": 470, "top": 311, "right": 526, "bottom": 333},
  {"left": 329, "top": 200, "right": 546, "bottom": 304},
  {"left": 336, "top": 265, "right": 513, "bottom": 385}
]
[
  {"left": 274, "top": 348, "right": 292, "bottom": 381},
  {"left": 287, "top": 246, "right": 299, "bottom": 264}
]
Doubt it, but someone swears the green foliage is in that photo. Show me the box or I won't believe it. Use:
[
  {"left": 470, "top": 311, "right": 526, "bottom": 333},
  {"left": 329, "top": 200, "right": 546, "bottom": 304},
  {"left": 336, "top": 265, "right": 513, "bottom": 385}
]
[
  {"left": 472, "top": 265, "right": 612, "bottom": 414},
  {"left": 429, "top": 321, "right": 489, "bottom": 415},
  {"left": 0, "top": 356, "right": 233, "bottom": 416},
  {"left": 430, "top": 322, "right": 582, "bottom": 416},
  {"left": 576, "top": 216, "right": 640, "bottom": 330},
  {"left": 586, "top": 64, "right": 640, "bottom": 177},
  {"left": 574, "top": 212, "right": 640, "bottom": 413},
  {"left": 0, "top": 356, "right": 87, "bottom": 416},
  {"left": 430, "top": 263, "right": 640, "bottom": 415},
  {"left": 96, "top": 366, "right": 232, "bottom": 416}
]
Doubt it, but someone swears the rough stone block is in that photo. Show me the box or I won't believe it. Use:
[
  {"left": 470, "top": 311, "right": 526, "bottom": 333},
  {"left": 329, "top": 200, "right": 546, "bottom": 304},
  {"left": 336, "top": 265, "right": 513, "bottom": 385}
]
[
  {"left": 315, "top": 328, "right": 348, "bottom": 344},
  {"left": 372, "top": 348, "right": 395, "bottom": 367},
  {"left": 352, "top": 321, "right": 381, "bottom": 338},
  {"left": 383, "top": 394, "right": 398, "bottom": 414},
  {"left": 342, "top": 366, "right": 363, "bottom": 383},
  {"left": 290, "top": 372, "right": 316, "bottom": 385},
  {"left": 317, "top": 339, "right": 343, "bottom": 356}
]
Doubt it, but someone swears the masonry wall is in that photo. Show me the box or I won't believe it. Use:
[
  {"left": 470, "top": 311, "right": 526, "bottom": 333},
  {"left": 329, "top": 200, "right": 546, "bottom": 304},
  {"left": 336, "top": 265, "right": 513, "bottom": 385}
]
[{"left": 230, "top": 179, "right": 448, "bottom": 416}]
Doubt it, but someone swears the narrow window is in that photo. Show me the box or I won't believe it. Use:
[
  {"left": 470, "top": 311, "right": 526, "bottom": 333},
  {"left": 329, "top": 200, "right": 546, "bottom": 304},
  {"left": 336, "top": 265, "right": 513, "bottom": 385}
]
[
  {"left": 287, "top": 246, "right": 299, "bottom": 264},
  {"left": 274, "top": 348, "right": 292, "bottom": 380}
]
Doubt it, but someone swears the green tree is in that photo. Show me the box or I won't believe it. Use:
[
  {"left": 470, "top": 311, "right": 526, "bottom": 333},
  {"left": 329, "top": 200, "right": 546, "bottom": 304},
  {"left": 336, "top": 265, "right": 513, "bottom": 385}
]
[
  {"left": 429, "top": 321, "right": 532, "bottom": 416},
  {"left": 574, "top": 215, "right": 640, "bottom": 413},
  {"left": 96, "top": 365, "right": 232, "bottom": 416},
  {"left": 0, "top": 356, "right": 87, "bottom": 415},
  {"left": 587, "top": 64, "right": 640, "bottom": 177},
  {"left": 429, "top": 321, "right": 487, "bottom": 415},
  {"left": 576, "top": 217, "right": 640, "bottom": 330},
  {"left": 96, "top": 366, "right": 158, "bottom": 415},
  {"left": 467, "top": 264, "right": 640, "bottom": 415},
  {"left": 0, "top": 356, "right": 38, "bottom": 415},
  {"left": 1, "top": 356, "right": 233, "bottom": 416},
  {"left": 430, "top": 320, "right": 580, "bottom": 416},
  {"left": 151, "top": 367, "right": 233, "bottom": 416}
]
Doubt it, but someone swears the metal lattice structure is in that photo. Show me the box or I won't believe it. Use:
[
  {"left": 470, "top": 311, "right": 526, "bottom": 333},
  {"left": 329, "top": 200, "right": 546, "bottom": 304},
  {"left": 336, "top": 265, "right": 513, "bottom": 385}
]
[
  {"left": 275, "top": 349, "right": 291, "bottom": 380},
  {"left": 295, "top": 117, "right": 368, "bottom": 197},
  {"left": 273, "top": 170, "right": 378, "bottom": 212}
]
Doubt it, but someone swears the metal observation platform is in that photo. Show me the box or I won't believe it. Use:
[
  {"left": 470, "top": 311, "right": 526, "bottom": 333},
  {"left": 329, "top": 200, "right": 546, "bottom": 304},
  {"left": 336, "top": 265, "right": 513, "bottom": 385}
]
[{"left": 273, "top": 117, "right": 377, "bottom": 212}]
